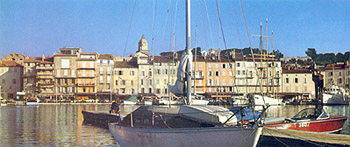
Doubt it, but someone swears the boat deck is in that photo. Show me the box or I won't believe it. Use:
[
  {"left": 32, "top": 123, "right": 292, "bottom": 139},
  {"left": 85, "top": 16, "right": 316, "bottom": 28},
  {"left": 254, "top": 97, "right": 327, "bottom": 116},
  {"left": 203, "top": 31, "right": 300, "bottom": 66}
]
[{"left": 82, "top": 111, "right": 122, "bottom": 128}]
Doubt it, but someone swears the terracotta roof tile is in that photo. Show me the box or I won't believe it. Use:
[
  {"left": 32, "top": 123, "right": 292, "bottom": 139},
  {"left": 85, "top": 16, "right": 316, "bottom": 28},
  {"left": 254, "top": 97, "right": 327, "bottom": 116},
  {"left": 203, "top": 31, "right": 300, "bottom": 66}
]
[
  {"left": 0, "top": 61, "right": 23, "bottom": 67},
  {"left": 99, "top": 54, "right": 114, "bottom": 60},
  {"left": 114, "top": 61, "right": 138, "bottom": 68}
]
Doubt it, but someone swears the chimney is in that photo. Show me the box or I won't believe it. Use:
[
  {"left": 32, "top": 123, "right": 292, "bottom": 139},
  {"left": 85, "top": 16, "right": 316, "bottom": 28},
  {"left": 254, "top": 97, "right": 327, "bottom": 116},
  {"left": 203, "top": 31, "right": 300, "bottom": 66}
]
[
  {"left": 42, "top": 53, "right": 45, "bottom": 61},
  {"left": 217, "top": 48, "right": 221, "bottom": 61}
]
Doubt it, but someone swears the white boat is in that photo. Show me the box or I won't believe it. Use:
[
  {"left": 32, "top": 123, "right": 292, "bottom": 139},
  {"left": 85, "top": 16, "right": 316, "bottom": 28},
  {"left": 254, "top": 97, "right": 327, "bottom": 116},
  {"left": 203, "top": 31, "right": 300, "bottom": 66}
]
[
  {"left": 160, "top": 97, "right": 184, "bottom": 105},
  {"left": 26, "top": 98, "right": 39, "bottom": 106},
  {"left": 143, "top": 98, "right": 153, "bottom": 105},
  {"left": 233, "top": 94, "right": 284, "bottom": 106},
  {"left": 191, "top": 99, "right": 209, "bottom": 105},
  {"left": 109, "top": 105, "right": 263, "bottom": 147},
  {"left": 123, "top": 96, "right": 138, "bottom": 105},
  {"left": 322, "top": 85, "right": 349, "bottom": 105}
]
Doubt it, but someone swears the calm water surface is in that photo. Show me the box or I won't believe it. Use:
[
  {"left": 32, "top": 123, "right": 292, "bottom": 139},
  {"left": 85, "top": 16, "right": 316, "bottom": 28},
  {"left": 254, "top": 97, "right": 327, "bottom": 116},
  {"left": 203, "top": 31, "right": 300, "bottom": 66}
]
[{"left": 0, "top": 104, "right": 348, "bottom": 146}]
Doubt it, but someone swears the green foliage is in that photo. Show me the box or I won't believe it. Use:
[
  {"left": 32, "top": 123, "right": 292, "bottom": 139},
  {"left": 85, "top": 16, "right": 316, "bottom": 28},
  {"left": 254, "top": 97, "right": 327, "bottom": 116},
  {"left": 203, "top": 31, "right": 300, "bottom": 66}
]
[{"left": 305, "top": 48, "right": 317, "bottom": 60}]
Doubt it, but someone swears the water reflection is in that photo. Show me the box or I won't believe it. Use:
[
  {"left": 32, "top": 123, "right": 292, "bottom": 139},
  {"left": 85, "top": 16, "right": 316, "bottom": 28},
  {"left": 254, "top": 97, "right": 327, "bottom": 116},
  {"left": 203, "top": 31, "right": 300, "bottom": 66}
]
[{"left": 0, "top": 105, "right": 118, "bottom": 146}]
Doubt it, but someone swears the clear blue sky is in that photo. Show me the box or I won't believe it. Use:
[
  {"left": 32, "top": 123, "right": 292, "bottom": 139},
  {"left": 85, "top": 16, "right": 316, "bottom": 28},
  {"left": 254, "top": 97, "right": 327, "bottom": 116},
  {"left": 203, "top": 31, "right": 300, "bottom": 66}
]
[{"left": 1, "top": 0, "right": 349, "bottom": 58}]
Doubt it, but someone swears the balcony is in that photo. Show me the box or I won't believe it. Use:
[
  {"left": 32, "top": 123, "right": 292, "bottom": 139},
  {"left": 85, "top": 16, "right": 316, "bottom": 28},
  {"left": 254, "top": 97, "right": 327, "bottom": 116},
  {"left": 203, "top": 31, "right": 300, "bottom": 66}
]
[
  {"left": 77, "top": 67, "right": 95, "bottom": 69},
  {"left": 77, "top": 83, "right": 96, "bottom": 86},
  {"left": 191, "top": 75, "right": 204, "bottom": 80},
  {"left": 36, "top": 66, "right": 54, "bottom": 70},
  {"left": 37, "top": 75, "right": 54, "bottom": 79}
]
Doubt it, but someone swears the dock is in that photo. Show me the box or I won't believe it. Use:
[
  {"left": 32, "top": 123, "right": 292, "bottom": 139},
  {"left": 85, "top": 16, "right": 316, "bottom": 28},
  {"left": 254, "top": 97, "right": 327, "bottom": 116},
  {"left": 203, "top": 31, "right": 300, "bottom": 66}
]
[
  {"left": 261, "top": 127, "right": 350, "bottom": 146},
  {"left": 82, "top": 111, "right": 121, "bottom": 128}
]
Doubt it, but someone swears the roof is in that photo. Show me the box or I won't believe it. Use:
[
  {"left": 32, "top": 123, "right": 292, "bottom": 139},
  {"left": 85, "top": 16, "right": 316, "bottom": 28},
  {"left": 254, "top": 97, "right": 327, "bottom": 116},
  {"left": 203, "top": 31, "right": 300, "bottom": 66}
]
[
  {"left": 80, "top": 52, "right": 97, "bottom": 55},
  {"left": 153, "top": 56, "right": 177, "bottom": 63},
  {"left": 282, "top": 68, "right": 312, "bottom": 74},
  {"left": 114, "top": 61, "right": 138, "bottom": 68},
  {"left": 24, "top": 56, "right": 54, "bottom": 63},
  {"left": 325, "top": 63, "right": 347, "bottom": 70},
  {"left": 99, "top": 54, "right": 114, "bottom": 60},
  {"left": 0, "top": 61, "right": 23, "bottom": 67}
]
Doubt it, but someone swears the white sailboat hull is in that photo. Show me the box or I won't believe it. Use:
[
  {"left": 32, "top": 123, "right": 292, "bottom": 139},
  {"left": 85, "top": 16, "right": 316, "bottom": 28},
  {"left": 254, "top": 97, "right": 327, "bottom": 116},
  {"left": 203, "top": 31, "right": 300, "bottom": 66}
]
[
  {"left": 109, "top": 124, "right": 262, "bottom": 147},
  {"left": 191, "top": 99, "right": 209, "bottom": 105},
  {"left": 233, "top": 94, "right": 284, "bottom": 106},
  {"left": 123, "top": 100, "right": 137, "bottom": 105},
  {"left": 322, "top": 93, "right": 349, "bottom": 105}
]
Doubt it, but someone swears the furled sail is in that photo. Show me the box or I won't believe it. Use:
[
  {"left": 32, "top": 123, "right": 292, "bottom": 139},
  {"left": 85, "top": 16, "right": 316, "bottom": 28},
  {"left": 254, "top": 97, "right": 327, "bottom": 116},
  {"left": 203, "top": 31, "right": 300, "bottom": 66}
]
[{"left": 168, "top": 51, "right": 192, "bottom": 97}]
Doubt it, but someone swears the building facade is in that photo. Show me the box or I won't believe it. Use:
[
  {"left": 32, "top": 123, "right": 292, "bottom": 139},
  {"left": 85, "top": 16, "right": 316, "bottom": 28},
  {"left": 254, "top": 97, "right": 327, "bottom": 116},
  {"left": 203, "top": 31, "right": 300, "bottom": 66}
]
[
  {"left": 324, "top": 63, "right": 350, "bottom": 89},
  {"left": 114, "top": 60, "right": 138, "bottom": 95},
  {"left": 76, "top": 53, "right": 97, "bottom": 100},
  {"left": 0, "top": 61, "right": 24, "bottom": 99},
  {"left": 281, "top": 68, "right": 315, "bottom": 99},
  {"left": 97, "top": 54, "right": 114, "bottom": 100},
  {"left": 36, "top": 56, "right": 55, "bottom": 99},
  {"left": 54, "top": 47, "right": 81, "bottom": 100}
]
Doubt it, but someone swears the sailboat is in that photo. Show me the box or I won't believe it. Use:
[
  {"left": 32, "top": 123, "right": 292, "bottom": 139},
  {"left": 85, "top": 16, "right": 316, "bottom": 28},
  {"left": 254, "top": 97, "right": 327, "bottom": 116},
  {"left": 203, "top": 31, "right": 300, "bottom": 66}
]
[{"left": 108, "top": 1, "right": 265, "bottom": 146}]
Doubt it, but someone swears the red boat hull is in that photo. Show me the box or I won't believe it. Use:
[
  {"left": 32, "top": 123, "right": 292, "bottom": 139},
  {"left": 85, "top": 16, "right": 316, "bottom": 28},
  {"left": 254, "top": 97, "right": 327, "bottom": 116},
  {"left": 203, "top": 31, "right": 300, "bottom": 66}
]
[{"left": 264, "top": 116, "right": 348, "bottom": 133}]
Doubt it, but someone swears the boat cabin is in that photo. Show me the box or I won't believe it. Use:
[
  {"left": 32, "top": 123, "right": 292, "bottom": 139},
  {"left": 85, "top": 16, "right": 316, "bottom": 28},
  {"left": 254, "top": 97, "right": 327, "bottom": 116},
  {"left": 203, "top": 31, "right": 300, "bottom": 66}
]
[{"left": 291, "top": 108, "right": 329, "bottom": 121}]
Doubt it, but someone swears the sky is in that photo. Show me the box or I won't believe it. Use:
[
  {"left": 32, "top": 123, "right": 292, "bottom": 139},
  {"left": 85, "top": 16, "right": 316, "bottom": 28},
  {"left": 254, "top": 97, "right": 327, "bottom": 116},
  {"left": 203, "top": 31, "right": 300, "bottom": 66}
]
[{"left": 0, "top": 0, "right": 349, "bottom": 58}]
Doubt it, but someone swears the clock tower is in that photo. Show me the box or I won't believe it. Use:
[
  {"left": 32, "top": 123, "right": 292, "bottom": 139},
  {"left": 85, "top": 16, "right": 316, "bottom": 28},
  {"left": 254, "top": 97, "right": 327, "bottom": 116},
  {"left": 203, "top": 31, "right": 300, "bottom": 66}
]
[{"left": 137, "top": 35, "right": 149, "bottom": 55}]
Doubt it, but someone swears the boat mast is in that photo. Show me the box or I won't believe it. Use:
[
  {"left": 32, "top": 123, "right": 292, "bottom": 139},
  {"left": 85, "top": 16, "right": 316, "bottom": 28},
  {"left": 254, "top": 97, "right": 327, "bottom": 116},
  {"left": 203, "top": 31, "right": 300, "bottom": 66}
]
[{"left": 186, "top": 0, "right": 192, "bottom": 104}]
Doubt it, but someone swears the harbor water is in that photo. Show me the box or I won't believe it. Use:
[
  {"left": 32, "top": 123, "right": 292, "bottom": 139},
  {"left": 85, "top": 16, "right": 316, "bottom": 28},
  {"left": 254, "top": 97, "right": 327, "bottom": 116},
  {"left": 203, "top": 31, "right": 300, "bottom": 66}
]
[{"left": 0, "top": 104, "right": 348, "bottom": 146}]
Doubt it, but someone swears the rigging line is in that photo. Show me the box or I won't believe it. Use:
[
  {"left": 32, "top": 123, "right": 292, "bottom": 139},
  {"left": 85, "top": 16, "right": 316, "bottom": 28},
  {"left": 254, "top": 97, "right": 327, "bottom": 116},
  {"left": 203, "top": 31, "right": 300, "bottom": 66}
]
[
  {"left": 239, "top": 0, "right": 261, "bottom": 93},
  {"left": 151, "top": 0, "right": 158, "bottom": 57},
  {"left": 160, "top": 0, "right": 172, "bottom": 51},
  {"left": 169, "top": 0, "right": 174, "bottom": 52},
  {"left": 122, "top": 0, "right": 137, "bottom": 57},
  {"left": 215, "top": 0, "right": 238, "bottom": 93},
  {"left": 198, "top": 0, "right": 209, "bottom": 50},
  {"left": 231, "top": 0, "right": 243, "bottom": 48},
  {"left": 203, "top": 0, "right": 214, "bottom": 48}
]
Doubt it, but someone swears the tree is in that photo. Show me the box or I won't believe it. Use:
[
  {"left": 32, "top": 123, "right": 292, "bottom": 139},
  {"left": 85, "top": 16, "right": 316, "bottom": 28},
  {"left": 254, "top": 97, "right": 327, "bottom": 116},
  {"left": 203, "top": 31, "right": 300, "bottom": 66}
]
[
  {"left": 305, "top": 48, "right": 317, "bottom": 60},
  {"left": 271, "top": 50, "right": 284, "bottom": 59},
  {"left": 335, "top": 52, "right": 344, "bottom": 62}
]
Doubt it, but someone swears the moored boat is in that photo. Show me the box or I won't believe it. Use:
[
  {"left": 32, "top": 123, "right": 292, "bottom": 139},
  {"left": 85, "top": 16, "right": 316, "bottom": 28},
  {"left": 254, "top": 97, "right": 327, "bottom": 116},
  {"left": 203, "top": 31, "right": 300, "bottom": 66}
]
[
  {"left": 264, "top": 107, "right": 348, "bottom": 133},
  {"left": 322, "top": 85, "right": 349, "bottom": 105},
  {"left": 109, "top": 105, "right": 264, "bottom": 147}
]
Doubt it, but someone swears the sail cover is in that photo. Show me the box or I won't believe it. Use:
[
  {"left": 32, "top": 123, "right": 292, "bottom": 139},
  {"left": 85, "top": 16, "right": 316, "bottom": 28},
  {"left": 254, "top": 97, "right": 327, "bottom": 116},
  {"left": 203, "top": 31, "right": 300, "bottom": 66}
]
[{"left": 168, "top": 51, "right": 192, "bottom": 97}]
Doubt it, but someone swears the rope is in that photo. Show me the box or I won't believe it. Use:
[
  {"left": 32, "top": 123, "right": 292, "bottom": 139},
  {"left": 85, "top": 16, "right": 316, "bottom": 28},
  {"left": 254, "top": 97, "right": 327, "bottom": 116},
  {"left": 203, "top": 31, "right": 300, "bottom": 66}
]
[
  {"left": 198, "top": 0, "right": 209, "bottom": 49},
  {"left": 150, "top": 0, "right": 158, "bottom": 57},
  {"left": 215, "top": 0, "right": 227, "bottom": 50},
  {"left": 122, "top": 0, "right": 137, "bottom": 57},
  {"left": 203, "top": 0, "right": 215, "bottom": 48}
]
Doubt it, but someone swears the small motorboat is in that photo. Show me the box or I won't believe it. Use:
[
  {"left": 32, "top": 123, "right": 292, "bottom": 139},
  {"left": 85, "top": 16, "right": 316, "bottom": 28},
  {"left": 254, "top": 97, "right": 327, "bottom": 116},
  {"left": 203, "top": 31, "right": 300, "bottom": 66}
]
[{"left": 264, "top": 107, "right": 348, "bottom": 133}]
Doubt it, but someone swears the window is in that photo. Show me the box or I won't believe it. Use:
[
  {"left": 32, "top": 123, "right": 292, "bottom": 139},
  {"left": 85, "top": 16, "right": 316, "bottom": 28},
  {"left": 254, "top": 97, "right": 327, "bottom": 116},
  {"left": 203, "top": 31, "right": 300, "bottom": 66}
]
[
  {"left": 242, "top": 70, "right": 246, "bottom": 75},
  {"left": 222, "top": 71, "right": 225, "bottom": 76},
  {"left": 64, "top": 70, "right": 68, "bottom": 76},
  {"left": 164, "top": 79, "right": 167, "bottom": 84},
  {"left": 339, "top": 72, "right": 341, "bottom": 76},
  {"left": 72, "top": 70, "right": 75, "bottom": 77},
  {"left": 157, "top": 69, "right": 161, "bottom": 74},
  {"left": 164, "top": 69, "right": 168, "bottom": 74},
  {"left": 285, "top": 78, "right": 289, "bottom": 84},
  {"left": 237, "top": 70, "right": 240, "bottom": 75},
  {"left": 222, "top": 64, "right": 226, "bottom": 68},
  {"left": 149, "top": 71, "right": 152, "bottom": 76},
  {"left": 156, "top": 89, "right": 161, "bottom": 94},
  {"left": 215, "top": 72, "right": 219, "bottom": 76},
  {"left": 338, "top": 78, "right": 342, "bottom": 84},
  {"left": 295, "top": 78, "right": 298, "bottom": 83},
  {"left": 208, "top": 64, "right": 212, "bottom": 69},
  {"left": 198, "top": 65, "right": 202, "bottom": 70},
  {"left": 2, "top": 79, "right": 5, "bottom": 84},
  {"left": 107, "top": 76, "right": 110, "bottom": 83},
  {"left": 131, "top": 81, "right": 134, "bottom": 85},
  {"left": 222, "top": 80, "right": 225, "bottom": 85},
  {"left": 115, "top": 80, "right": 118, "bottom": 85},
  {"left": 149, "top": 79, "right": 152, "bottom": 85},
  {"left": 61, "top": 59, "right": 70, "bottom": 68},
  {"left": 130, "top": 71, "right": 134, "bottom": 76},
  {"left": 118, "top": 71, "right": 123, "bottom": 75},
  {"left": 215, "top": 64, "right": 218, "bottom": 68},
  {"left": 82, "top": 70, "right": 86, "bottom": 76},
  {"left": 237, "top": 63, "right": 240, "bottom": 67},
  {"left": 329, "top": 72, "right": 333, "bottom": 76},
  {"left": 100, "top": 75, "right": 103, "bottom": 82},
  {"left": 141, "top": 80, "right": 144, "bottom": 85},
  {"left": 57, "top": 70, "right": 60, "bottom": 77},
  {"left": 149, "top": 88, "right": 152, "bottom": 93},
  {"left": 304, "top": 78, "right": 307, "bottom": 84},
  {"left": 121, "top": 80, "right": 126, "bottom": 85}
]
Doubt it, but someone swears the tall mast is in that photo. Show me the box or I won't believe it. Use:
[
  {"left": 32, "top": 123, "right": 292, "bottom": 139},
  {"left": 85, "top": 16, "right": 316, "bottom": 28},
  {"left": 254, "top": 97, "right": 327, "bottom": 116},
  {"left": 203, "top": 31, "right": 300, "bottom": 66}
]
[{"left": 186, "top": 0, "right": 192, "bottom": 104}]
